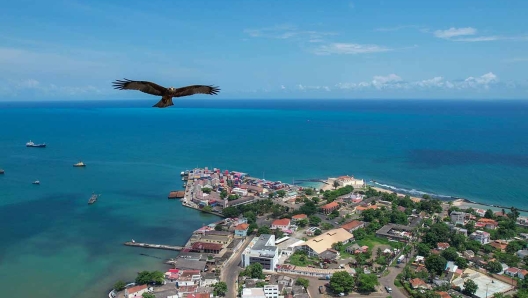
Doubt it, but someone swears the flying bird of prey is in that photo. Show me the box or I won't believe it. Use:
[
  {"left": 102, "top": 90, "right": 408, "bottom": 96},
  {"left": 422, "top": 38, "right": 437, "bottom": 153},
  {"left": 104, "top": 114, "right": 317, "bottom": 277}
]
[{"left": 112, "top": 79, "right": 220, "bottom": 108}]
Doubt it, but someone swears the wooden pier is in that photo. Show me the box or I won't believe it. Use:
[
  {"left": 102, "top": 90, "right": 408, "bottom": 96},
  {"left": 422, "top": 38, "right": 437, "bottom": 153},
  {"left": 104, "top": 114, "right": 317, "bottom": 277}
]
[
  {"left": 124, "top": 241, "right": 184, "bottom": 251},
  {"left": 168, "top": 190, "right": 185, "bottom": 199}
]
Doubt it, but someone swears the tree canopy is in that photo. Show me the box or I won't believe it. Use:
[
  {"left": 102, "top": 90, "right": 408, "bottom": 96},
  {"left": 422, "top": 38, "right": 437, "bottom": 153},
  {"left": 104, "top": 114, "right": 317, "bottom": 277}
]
[
  {"left": 329, "top": 271, "right": 355, "bottom": 294},
  {"left": 213, "top": 281, "right": 228, "bottom": 296}
]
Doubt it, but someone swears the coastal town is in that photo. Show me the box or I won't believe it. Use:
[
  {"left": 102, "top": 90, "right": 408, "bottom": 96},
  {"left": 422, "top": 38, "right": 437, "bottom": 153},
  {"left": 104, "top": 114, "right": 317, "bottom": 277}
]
[{"left": 112, "top": 167, "right": 528, "bottom": 298}]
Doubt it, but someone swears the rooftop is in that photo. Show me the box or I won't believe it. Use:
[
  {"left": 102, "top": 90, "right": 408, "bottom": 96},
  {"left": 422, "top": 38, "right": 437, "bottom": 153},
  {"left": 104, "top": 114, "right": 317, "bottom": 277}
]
[
  {"left": 297, "top": 228, "right": 353, "bottom": 254},
  {"left": 452, "top": 269, "right": 513, "bottom": 298},
  {"left": 341, "top": 220, "right": 364, "bottom": 230},
  {"left": 321, "top": 201, "right": 339, "bottom": 209},
  {"left": 272, "top": 218, "right": 291, "bottom": 226}
]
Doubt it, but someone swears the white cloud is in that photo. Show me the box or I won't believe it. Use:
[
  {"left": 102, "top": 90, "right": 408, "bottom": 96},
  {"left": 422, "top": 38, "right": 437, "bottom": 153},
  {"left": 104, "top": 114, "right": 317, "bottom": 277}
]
[
  {"left": 243, "top": 25, "right": 336, "bottom": 41},
  {"left": 434, "top": 27, "right": 477, "bottom": 39},
  {"left": 313, "top": 43, "right": 392, "bottom": 55},
  {"left": 432, "top": 27, "right": 528, "bottom": 42},
  {"left": 296, "top": 84, "right": 331, "bottom": 91},
  {"left": 1, "top": 78, "right": 102, "bottom": 97},
  {"left": 335, "top": 72, "right": 499, "bottom": 91}
]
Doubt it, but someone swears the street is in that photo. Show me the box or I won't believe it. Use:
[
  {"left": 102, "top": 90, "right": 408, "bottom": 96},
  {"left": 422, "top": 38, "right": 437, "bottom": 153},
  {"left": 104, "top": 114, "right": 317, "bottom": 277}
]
[{"left": 220, "top": 236, "right": 254, "bottom": 298}]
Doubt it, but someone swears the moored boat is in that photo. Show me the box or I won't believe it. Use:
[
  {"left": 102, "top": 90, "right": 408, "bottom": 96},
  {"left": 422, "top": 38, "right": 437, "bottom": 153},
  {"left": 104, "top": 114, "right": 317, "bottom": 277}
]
[
  {"left": 26, "top": 140, "right": 46, "bottom": 148},
  {"left": 73, "top": 161, "right": 86, "bottom": 167},
  {"left": 0, "top": 169, "right": 4, "bottom": 174},
  {"left": 32, "top": 180, "right": 40, "bottom": 185}
]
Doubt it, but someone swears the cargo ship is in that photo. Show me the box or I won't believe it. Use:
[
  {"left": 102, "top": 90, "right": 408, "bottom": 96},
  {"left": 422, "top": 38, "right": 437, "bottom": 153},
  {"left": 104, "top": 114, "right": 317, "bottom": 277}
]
[
  {"left": 26, "top": 140, "right": 46, "bottom": 148},
  {"left": 88, "top": 192, "right": 100, "bottom": 204}
]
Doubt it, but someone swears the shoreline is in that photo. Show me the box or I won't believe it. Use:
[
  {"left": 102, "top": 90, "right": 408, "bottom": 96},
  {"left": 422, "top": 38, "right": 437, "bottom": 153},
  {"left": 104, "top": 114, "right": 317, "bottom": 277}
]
[{"left": 314, "top": 177, "right": 526, "bottom": 213}]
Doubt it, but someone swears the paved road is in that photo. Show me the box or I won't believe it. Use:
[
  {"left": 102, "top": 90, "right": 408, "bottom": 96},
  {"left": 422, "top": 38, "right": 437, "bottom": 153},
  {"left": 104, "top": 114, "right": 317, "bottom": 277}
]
[
  {"left": 221, "top": 236, "right": 253, "bottom": 298},
  {"left": 379, "top": 244, "right": 414, "bottom": 298}
]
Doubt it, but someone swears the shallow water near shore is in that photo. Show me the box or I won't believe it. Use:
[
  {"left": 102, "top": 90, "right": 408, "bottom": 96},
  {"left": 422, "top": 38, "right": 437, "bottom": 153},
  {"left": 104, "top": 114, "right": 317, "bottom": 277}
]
[{"left": 1, "top": 98, "right": 528, "bottom": 297}]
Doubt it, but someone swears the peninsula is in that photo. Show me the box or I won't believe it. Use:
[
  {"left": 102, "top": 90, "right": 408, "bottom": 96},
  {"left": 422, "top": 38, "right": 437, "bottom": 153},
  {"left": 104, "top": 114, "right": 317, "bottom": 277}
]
[{"left": 113, "top": 167, "right": 528, "bottom": 298}]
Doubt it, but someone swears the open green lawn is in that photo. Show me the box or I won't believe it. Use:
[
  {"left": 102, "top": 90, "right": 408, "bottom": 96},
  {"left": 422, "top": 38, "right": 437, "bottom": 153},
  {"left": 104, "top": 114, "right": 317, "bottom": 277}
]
[
  {"left": 287, "top": 253, "right": 319, "bottom": 267},
  {"left": 356, "top": 235, "right": 403, "bottom": 249}
]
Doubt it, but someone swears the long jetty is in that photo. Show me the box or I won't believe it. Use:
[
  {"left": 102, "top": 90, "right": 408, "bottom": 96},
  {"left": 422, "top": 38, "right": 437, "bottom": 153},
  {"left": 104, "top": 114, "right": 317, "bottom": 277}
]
[{"left": 124, "top": 241, "right": 184, "bottom": 251}]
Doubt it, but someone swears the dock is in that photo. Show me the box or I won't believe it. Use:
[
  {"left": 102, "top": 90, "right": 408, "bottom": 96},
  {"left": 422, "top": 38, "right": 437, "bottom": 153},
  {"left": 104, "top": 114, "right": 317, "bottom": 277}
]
[
  {"left": 168, "top": 190, "right": 185, "bottom": 199},
  {"left": 124, "top": 241, "right": 184, "bottom": 251}
]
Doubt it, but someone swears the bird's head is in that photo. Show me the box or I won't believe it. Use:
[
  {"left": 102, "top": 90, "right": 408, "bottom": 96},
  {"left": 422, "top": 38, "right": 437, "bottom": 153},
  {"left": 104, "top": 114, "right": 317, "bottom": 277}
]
[{"left": 168, "top": 87, "right": 176, "bottom": 91}]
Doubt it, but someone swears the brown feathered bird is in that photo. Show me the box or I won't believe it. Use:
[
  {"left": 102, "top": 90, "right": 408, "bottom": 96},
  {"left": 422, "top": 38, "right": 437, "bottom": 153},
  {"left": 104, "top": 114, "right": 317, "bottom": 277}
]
[{"left": 112, "top": 79, "right": 220, "bottom": 108}]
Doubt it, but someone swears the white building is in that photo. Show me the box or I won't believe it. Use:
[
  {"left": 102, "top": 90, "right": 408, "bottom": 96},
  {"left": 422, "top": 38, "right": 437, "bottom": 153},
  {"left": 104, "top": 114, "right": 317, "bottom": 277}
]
[
  {"left": 295, "top": 228, "right": 353, "bottom": 258},
  {"left": 335, "top": 175, "right": 365, "bottom": 188},
  {"left": 450, "top": 211, "right": 466, "bottom": 225},
  {"left": 470, "top": 230, "right": 490, "bottom": 244},
  {"left": 232, "top": 187, "right": 248, "bottom": 197},
  {"left": 242, "top": 234, "right": 279, "bottom": 271},
  {"left": 242, "top": 288, "right": 266, "bottom": 298},
  {"left": 264, "top": 285, "right": 280, "bottom": 298}
]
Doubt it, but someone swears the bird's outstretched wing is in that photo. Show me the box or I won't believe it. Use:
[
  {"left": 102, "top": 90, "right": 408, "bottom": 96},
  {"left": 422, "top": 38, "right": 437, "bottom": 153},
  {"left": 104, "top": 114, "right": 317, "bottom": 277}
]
[
  {"left": 112, "top": 79, "right": 167, "bottom": 96},
  {"left": 169, "top": 85, "right": 220, "bottom": 98}
]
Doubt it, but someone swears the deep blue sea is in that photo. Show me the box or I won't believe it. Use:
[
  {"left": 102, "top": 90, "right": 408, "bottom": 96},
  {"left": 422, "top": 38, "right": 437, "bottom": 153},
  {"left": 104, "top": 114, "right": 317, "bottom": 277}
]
[{"left": 1, "top": 99, "right": 528, "bottom": 297}]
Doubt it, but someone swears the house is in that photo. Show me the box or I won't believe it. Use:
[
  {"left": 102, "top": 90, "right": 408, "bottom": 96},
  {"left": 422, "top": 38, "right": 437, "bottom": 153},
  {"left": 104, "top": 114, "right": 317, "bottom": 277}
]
[
  {"left": 125, "top": 284, "right": 148, "bottom": 298},
  {"left": 355, "top": 204, "right": 378, "bottom": 214},
  {"left": 436, "top": 291, "right": 452, "bottom": 298},
  {"left": 375, "top": 224, "right": 413, "bottom": 242},
  {"left": 232, "top": 187, "right": 248, "bottom": 197},
  {"left": 452, "top": 227, "right": 468, "bottom": 236},
  {"left": 295, "top": 228, "right": 353, "bottom": 257},
  {"left": 321, "top": 201, "right": 339, "bottom": 214},
  {"left": 469, "top": 230, "right": 490, "bottom": 245},
  {"left": 505, "top": 267, "right": 520, "bottom": 277},
  {"left": 474, "top": 209, "right": 486, "bottom": 217},
  {"left": 271, "top": 218, "right": 291, "bottom": 231},
  {"left": 450, "top": 211, "right": 466, "bottom": 225},
  {"left": 242, "top": 234, "right": 279, "bottom": 271},
  {"left": 318, "top": 248, "right": 340, "bottom": 261},
  {"left": 489, "top": 240, "right": 508, "bottom": 252},
  {"left": 235, "top": 223, "right": 250, "bottom": 237},
  {"left": 437, "top": 242, "right": 450, "bottom": 250},
  {"left": 264, "top": 284, "right": 280, "bottom": 298},
  {"left": 191, "top": 242, "right": 223, "bottom": 254},
  {"left": 176, "top": 270, "right": 202, "bottom": 287},
  {"left": 517, "top": 250, "right": 528, "bottom": 259},
  {"left": 476, "top": 218, "right": 498, "bottom": 230},
  {"left": 519, "top": 270, "right": 528, "bottom": 279},
  {"left": 410, "top": 278, "right": 428, "bottom": 289},
  {"left": 464, "top": 250, "right": 475, "bottom": 259},
  {"left": 292, "top": 214, "right": 308, "bottom": 222},
  {"left": 187, "top": 293, "right": 212, "bottom": 298},
  {"left": 242, "top": 288, "right": 266, "bottom": 298},
  {"left": 340, "top": 220, "right": 365, "bottom": 233}
]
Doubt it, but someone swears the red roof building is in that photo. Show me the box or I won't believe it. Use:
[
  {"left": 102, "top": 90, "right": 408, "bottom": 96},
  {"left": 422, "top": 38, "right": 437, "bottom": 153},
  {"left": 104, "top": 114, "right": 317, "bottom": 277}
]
[
  {"left": 321, "top": 201, "right": 339, "bottom": 214},
  {"left": 191, "top": 242, "right": 223, "bottom": 254}
]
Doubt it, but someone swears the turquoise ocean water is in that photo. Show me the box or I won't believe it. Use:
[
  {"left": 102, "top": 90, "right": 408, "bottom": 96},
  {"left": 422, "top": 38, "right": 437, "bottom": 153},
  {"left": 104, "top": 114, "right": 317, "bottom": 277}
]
[{"left": 1, "top": 99, "right": 527, "bottom": 297}]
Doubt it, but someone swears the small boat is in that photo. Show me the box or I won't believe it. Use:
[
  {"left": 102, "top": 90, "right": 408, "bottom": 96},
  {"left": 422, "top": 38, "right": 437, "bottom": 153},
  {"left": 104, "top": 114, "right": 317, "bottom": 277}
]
[
  {"left": 0, "top": 169, "right": 4, "bottom": 174},
  {"left": 88, "top": 192, "right": 100, "bottom": 204},
  {"left": 32, "top": 180, "right": 40, "bottom": 185},
  {"left": 73, "top": 161, "right": 86, "bottom": 167},
  {"left": 26, "top": 140, "right": 46, "bottom": 148}
]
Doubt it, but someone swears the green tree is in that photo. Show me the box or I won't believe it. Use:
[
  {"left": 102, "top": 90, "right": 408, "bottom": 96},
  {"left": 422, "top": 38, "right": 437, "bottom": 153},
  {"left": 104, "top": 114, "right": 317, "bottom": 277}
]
[
  {"left": 484, "top": 209, "right": 495, "bottom": 219},
  {"left": 295, "top": 278, "right": 310, "bottom": 288},
  {"left": 486, "top": 261, "right": 503, "bottom": 273},
  {"left": 213, "top": 281, "right": 228, "bottom": 296},
  {"left": 455, "top": 257, "right": 468, "bottom": 269},
  {"left": 297, "top": 219, "right": 308, "bottom": 227},
  {"left": 222, "top": 206, "right": 240, "bottom": 218},
  {"left": 416, "top": 243, "right": 431, "bottom": 257},
  {"left": 425, "top": 254, "right": 447, "bottom": 275},
  {"left": 244, "top": 263, "right": 265, "bottom": 279},
  {"left": 258, "top": 226, "right": 271, "bottom": 235},
  {"left": 333, "top": 180, "right": 340, "bottom": 190},
  {"left": 329, "top": 271, "right": 355, "bottom": 294},
  {"left": 353, "top": 229, "right": 367, "bottom": 240},
  {"left": 314, "top": 229, "right": 322, "bottom": 236},
  {"left": 202, "top": 187, "right": 212, "bottom": 194},
  {"left": 277, "top": 190, "right": 286, "bottom": 197},
  {"left": 136, "top": 271, "right": 152, "bottom": 285},
  {"left": 356, "top": 273, "right": 379, "bottom": 293},
  {"left": 463, "top": 279, "right": 478, "bottom": 296},
  {"left": 220, "top": 189, "right": 228, "bottom": 199},
  {"left": 309, "top": 215, "right": 322, "bottom": 226},
  {"left": 142, "top": 293, "right": 155, "bottom": 298},
  {"left": 441, "top": 247, "right": 458, "bottom": 261},
  {"left": 113, "top": 280, "right": 126, "bottom": 291},
  {"left": 215, "top": 224, "right": 223, "bottom": 231},
  {"left": 202, "top": 205, "right": 213, "bottom": 212}
]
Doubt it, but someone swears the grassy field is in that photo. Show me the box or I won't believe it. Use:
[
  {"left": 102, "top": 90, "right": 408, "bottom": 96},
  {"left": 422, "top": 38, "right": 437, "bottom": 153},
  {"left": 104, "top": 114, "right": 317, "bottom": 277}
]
[
  {"left": 356, "top": 235, "right": 403, "bottom": 249},
  {"left": 287, "top": 252, "right": 319, "bottom": 266}
]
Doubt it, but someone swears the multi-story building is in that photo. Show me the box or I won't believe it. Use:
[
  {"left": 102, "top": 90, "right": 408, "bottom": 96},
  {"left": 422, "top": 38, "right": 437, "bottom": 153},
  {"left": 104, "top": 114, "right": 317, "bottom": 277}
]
[
  {"left": 470, "top": 230, "right": 490, "bottom": 244},
  {"left": 242, "top": 234, "right": 279, "bottom": 271},
  {"left": 450, "top": 211, "right": 466, "bottom": 225}
]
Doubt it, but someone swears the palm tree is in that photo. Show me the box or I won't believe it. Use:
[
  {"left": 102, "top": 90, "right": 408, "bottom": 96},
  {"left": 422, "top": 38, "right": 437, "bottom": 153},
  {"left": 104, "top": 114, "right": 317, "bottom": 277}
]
[
  {"left": 377, "top": 248, "right": 382, "bottom": 258},
  {"left": 333, "top": 180, "right": 340, "bottom": 190}
]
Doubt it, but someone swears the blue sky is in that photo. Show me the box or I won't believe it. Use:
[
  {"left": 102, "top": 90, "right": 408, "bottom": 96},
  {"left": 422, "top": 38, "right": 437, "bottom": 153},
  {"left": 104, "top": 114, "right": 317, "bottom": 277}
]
[{"left": 1, "top": 0, "right": 527, "bottom": 101}]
